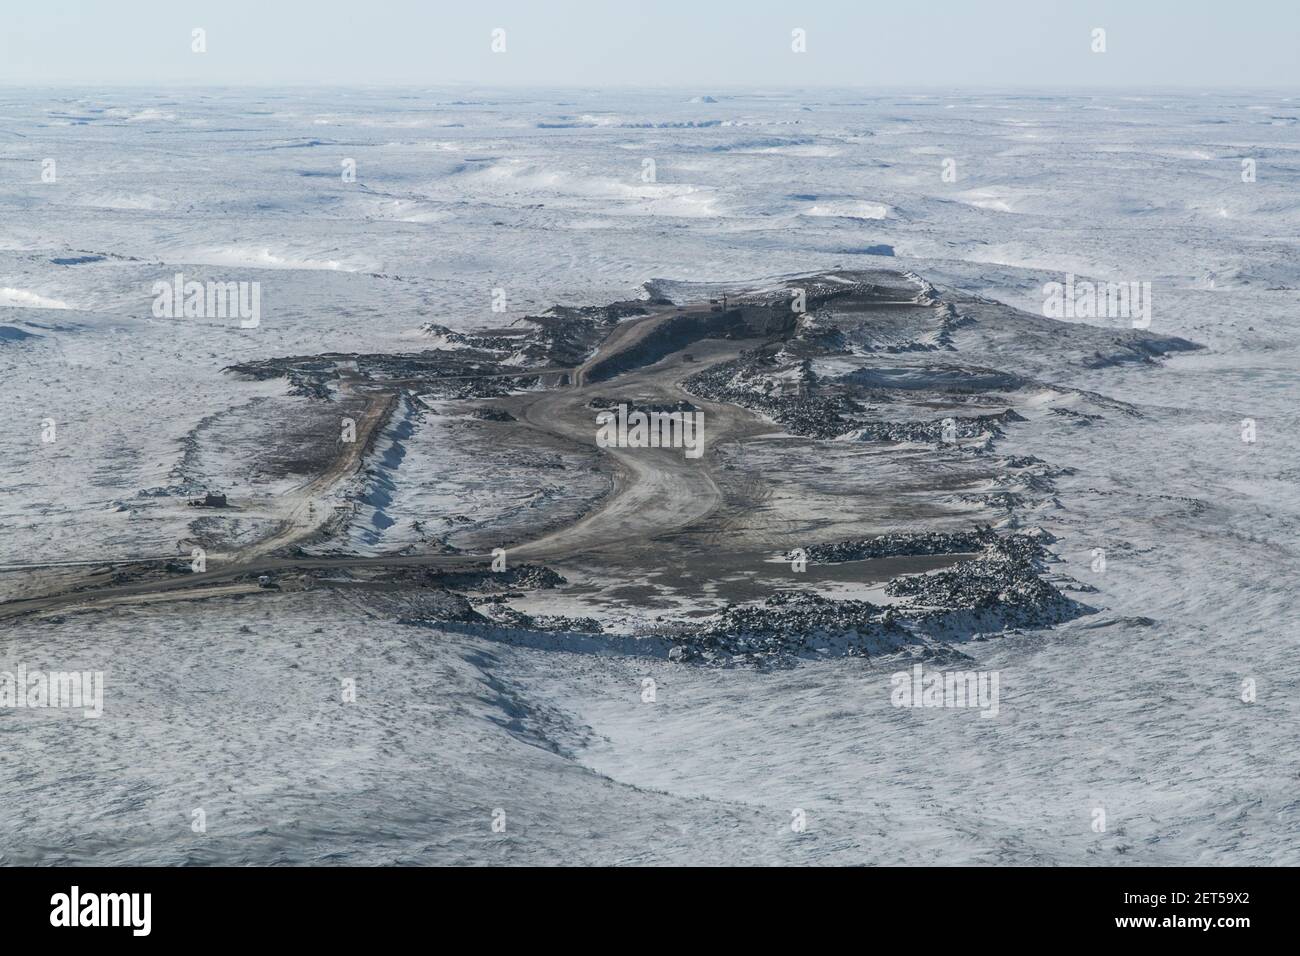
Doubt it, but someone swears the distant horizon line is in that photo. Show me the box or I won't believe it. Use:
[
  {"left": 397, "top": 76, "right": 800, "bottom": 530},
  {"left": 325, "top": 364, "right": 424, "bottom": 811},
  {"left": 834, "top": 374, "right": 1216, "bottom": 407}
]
[{"left": 3, "top": 81, "right": 1298, "bottom": 93}]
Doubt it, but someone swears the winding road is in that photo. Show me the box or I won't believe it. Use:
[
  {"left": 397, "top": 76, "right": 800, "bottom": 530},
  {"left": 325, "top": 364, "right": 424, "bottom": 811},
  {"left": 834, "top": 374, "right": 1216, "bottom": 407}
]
[{"left": 0, "top": 304, "right": 767, "bottom": 621}]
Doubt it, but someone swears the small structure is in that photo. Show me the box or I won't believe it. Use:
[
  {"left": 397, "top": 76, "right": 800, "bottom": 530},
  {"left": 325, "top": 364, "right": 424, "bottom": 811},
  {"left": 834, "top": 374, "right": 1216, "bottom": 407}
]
[{"left": 188, "top": 491, "right": 228, "bottom": 508}]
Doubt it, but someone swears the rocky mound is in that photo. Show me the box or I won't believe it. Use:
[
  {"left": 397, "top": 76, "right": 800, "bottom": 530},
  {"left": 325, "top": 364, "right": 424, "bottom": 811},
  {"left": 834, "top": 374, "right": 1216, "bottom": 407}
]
[
  {"left": 420, "top": 563, "right": 566, "bottom": 592},
  {"left": 667, "top": 592, "right": 911, "bottom": 666},
  {"left": 659, "top": 530, "right": 1091, "bottom": 666}
]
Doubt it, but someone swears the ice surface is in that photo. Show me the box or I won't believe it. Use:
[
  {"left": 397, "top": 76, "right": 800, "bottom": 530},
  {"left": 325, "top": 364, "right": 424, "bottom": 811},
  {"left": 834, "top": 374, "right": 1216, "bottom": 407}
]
[{"left": 1, "top": 87, "right": 1297, "bottom": 864}]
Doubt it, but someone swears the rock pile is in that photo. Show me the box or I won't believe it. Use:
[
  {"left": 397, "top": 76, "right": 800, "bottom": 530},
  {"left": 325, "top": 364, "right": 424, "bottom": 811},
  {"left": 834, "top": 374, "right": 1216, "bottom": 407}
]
[
  {"left": 684, "top": 358, "right": 859, "bottom": 438},
  {"left": 844, "top": 409, "right": 1025, "bottom": 446},
  {"left": 667, "top": 592, "right": 910, "bottom": 666},
  {"left": 799, "top": 529, "right": 992, "bottom": 563},
  {"left": 421, "top": 563, "right": 566, "bottom": 592},
  {"left": 640, "top": 529, "right": 1087, "bottom": 664},
  {"left": 483, "top": 605, "right": 604, "bottom": 633},
  {"left": 396, "top": 588, "right": 486, "bottom": 624},
  {"left": 882, "top": 531, "right": 1084, "bottom": 629}
]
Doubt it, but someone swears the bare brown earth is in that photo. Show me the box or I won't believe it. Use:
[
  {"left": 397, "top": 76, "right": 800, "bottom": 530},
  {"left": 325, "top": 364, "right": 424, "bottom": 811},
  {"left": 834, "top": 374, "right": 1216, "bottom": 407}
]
[
  {"left": 0, "top": 302, "right": 753, "bottom": 620},
  {"left": 0, "top": 325, "right": 914, "bottom": 621},
  {"left": 1, "top": 271, "right": 1073, "bottom": 623}
]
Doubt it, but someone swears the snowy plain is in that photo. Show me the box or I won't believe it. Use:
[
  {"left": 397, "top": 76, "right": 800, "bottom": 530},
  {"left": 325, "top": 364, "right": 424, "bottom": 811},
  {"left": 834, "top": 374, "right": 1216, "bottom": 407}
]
[{"left": 1, "top": 87, "right": 1298, "bottom": 864}]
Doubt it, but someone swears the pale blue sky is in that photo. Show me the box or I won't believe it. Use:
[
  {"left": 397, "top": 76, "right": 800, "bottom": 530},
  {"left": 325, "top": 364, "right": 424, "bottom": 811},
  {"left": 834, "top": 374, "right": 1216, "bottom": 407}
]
[{"left": 2, "top": 0, "right": 1296, "bottom": 88}]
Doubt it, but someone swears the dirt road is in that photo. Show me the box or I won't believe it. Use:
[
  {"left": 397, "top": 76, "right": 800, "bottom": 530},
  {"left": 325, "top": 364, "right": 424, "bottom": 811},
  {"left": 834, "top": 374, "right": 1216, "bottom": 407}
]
[
  {"left": 0, "top": 302, "right": 768, "bottom": 621},
  {"left": 509, "top": 340, "right": 762, "bottom": 561}
]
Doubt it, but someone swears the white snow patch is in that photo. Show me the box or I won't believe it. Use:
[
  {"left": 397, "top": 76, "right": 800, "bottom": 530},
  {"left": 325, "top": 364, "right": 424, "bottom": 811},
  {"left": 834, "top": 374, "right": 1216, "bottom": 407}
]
[
  {"left": 0, "top": 288, "right": 72, "bottom": 309},
  {"left": 804, "top": 200, "right": 892, "bottom": 220}
]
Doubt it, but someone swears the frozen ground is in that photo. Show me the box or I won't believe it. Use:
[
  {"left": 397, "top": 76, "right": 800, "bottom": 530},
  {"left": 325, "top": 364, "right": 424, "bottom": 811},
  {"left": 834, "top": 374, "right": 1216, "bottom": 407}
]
[{"left": 1, "top": 88, "right": 1298, "bottom": 864}]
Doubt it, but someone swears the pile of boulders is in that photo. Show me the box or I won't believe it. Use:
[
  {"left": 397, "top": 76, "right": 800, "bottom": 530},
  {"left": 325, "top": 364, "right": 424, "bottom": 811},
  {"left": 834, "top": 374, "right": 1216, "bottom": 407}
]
[
  {"left": 882, "top": 530, "right": 1082, "bottom": 629},
  {"left": 421, "top": 563, "right": 566, "bottom": 592},
  {"left": 684, "top": 354, "right": 1028, "bottom": 448},
  {"left": 396, "top": 588, "right": 487, "bottom": 625},
  {"left": 638, "top": 528, "right": 1085, "bottom": 659},
  {"left": 390, "top": 531, "right": 1086, "bottom": 666},
  {"left": 683, "top": 358, "right": 858, "bottom": 438},
  {"left": 843, "top": 409, "right": 1025, "bottom": 446},
  {"left": 799, "top": 529, "right": 992, "bottom": 563},
  {"left": 666, "top": 591, "right": 910, "bottom": 666},
  {"left": 775, "top": 396, "right": 862, "bottom": 438},
  {"left": 482, "top": 605, "right": 604, "bottom": 634}
]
